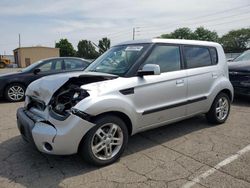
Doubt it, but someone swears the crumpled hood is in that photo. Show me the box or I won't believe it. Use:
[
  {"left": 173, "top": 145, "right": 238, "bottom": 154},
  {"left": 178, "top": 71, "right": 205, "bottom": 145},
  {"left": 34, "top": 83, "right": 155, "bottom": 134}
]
[{"left": 26, "top": 71, "right": 117, "bottom": 105}]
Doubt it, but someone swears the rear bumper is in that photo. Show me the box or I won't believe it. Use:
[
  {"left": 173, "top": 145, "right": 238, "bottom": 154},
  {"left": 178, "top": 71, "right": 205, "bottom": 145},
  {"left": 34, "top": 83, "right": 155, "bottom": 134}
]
[{"left": 16, "top": 107, "right": 95, "bottom": 155}]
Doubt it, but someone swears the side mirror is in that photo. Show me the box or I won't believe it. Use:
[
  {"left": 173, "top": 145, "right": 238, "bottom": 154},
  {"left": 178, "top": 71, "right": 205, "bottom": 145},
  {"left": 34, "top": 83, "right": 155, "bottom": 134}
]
[
  {"left": 227, "top": 59, "right": 234, "bottom": 62},
  {"left": 137, "top": 64, "right": 160, "bottom": 77},
  {"left": 33, "top": 68, "right": 41, "bottom": 75}
]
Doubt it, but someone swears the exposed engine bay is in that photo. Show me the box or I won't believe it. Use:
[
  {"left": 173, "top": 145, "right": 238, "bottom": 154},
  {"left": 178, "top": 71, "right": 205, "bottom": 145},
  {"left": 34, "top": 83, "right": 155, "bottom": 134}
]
[
  {"left": 49, "top": 75, "right": 117, "bottom": 116},
  {"left": 50, "top": 84, "right": 89, "bottom": 116}
]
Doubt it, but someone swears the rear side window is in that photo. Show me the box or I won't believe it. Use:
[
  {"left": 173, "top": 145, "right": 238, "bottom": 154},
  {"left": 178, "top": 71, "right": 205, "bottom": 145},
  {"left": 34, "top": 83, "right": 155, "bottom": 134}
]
[
  {"left": 142, "top": 45, "right": 181, "bottom": 73},
  {"left": 184, "top": 46, "right": 212, "bottom": 68},
  {"left": 209, "top": 47, "right": 218, "bottom": 65}
]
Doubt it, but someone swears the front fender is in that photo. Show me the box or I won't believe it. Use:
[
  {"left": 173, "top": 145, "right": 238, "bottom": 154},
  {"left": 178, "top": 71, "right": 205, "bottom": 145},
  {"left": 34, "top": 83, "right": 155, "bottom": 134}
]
[{"left": 73, "top": 93, "right": 138, "bottom": 130}]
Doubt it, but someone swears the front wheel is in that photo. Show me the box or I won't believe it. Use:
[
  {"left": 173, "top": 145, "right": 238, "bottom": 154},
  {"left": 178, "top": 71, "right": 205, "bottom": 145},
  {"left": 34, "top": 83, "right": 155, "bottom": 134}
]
[
  {"left": 4, "top": 83, "right": 26, "bottom": 102},
  {"left": 206, "top": 93, "right": 230, "bottom": 124},
  {"left": 79, "top": 115, "right": 128, "bottom": 166}
]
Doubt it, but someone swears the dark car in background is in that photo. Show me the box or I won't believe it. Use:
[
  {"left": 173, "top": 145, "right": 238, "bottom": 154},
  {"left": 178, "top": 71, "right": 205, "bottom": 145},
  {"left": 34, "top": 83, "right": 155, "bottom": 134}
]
[
  {"left": 229, "top": 50, "right": 250, "bottom": 96},
  {"left": 0, "top": 57, "right": 90, "bottom": 102}
]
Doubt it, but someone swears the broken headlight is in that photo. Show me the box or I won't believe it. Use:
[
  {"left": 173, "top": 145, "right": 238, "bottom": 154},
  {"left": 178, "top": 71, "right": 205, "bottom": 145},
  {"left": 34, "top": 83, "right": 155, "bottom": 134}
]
[{"left": 51, "top": 85, "right": 89, "bottom": 116}]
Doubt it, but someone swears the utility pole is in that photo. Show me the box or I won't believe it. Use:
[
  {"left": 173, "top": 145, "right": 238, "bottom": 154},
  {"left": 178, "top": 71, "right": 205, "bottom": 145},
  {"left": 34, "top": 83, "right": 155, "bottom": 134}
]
[
  {"left": 132, "top": 28, "right": 135, "bottom": 40},
  {"left": 18, "top": 34, "right": 21, "bottom": 48},
  {"left": 133, "top": 27, "right": 140, "bottom": 40}
]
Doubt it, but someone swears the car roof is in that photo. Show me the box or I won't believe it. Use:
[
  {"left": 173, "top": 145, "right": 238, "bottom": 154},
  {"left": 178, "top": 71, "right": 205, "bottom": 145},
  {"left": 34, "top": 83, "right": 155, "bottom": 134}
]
[
  {"left": 40, "top": 57, "right": 90, "bottom": 62},
  {"left": 115, "top": 38, "right": 221, "bottom": 48}
]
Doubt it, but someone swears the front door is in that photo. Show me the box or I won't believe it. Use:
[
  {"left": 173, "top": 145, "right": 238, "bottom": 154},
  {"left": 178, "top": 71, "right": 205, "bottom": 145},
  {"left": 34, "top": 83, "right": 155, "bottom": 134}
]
[
  {"left": 133, "top": 44, "right": 188, "bottom": 128},
  {"left": 26, "top": 59, "right": 64, "bottom": 85}
]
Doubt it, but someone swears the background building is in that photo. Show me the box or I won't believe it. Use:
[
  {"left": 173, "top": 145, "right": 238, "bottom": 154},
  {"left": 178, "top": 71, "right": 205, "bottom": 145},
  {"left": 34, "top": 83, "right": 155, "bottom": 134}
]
[{"left": 13, "top": 46, "right": 59, "bottom": 68}]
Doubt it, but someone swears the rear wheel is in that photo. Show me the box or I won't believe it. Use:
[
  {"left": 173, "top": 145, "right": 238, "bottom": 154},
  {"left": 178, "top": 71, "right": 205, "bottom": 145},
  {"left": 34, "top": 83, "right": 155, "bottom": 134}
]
[
  {"left": 4, "top": 83, "right": 26, "bottom": 102},
  {"left": 79, "top": 115, "right": 128, "bottom": 166},
  {"left": 0, "top": 62, "right": 6, "bottom": 68},
  {"left": 206, "top": 93, "right": 230, "bottom": 124}
]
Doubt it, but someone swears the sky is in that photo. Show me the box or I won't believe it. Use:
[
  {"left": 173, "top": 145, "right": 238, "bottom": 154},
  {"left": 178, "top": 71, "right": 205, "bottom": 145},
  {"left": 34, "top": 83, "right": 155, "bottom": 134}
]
[{"left": 0, "top": 0, "right": 250, "bottom": 54}]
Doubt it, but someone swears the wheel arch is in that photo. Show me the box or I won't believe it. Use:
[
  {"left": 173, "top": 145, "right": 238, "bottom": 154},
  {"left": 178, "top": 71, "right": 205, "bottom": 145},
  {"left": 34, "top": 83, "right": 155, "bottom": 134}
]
[
  {"left": 90, "top": 111, "right": 133, "bottom": 136},
  {"left": 220, "top": 88, "right": 233, "bottom": 102},
  {"left": 77, "top": 110, "right": 133, "bottom": 154},
  {"left": 4, "top": 82, "right": 27, "bottom": 92}
]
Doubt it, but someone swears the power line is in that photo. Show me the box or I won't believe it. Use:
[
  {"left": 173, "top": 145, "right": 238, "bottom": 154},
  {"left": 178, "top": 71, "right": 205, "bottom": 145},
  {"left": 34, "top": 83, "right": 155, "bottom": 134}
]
[
  {"left": 110, "top": 5, "right": 250, "bottom": 40},
  {"left": 140, "top": 11, "right": 250, "bottom": 35},
  {"left": 138, "top": 13, "right": 250, "bottom": 37},
  {"left": 205, "top": 16, "right": 250, "bottom": 27},
  {"left": 138, "top": 19, "right": 250, "bottom": 40},
  {"left": 142, "top": 10, "right": 250, "bottom": 33},
  {"left": 138, "top": 3, "right": 250, "bottom": 30}
]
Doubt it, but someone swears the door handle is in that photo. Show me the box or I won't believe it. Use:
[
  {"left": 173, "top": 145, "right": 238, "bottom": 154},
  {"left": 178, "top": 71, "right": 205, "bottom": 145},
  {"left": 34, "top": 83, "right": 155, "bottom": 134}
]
[
  {"left": 176, "top": 79, "right": 184, "bottom": 86},
  {"left": 212, "top": 73, "right": 218, "bottom": 78}
]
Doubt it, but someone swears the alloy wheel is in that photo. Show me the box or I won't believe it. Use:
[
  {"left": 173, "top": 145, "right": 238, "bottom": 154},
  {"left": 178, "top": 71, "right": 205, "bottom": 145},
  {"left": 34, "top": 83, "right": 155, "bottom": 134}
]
[
  {"left": 7, "top": 85, "right": 25, "bottom": 101},
  {"left": 91, "top": 123, "right": 123, "bottom": 161},
  {"left": 216, "top": 97, "right": 229, "bottom": 121}
]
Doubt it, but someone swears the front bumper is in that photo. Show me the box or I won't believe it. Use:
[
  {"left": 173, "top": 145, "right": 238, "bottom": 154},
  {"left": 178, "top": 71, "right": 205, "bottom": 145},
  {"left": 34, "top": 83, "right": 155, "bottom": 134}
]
[
  {"left": 17, "top": 107, "right": 94, "bottom": 155},
  {"left": 17, "top": 108, "right": 36, "bottom": 143}
]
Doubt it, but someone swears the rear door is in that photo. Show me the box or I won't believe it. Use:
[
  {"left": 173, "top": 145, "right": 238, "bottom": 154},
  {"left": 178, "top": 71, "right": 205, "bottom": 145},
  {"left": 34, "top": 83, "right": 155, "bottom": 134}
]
[
  {"left": 133, "top": 44, "right": 188, "bottom": 128},
  {"left": 183, "top": 45, "right": 219, "bottom": 115}
]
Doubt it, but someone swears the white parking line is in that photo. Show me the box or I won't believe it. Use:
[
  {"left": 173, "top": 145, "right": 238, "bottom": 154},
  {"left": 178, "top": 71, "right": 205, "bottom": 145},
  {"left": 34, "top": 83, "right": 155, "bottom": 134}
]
[{"left": 181, "top": 144, "right": 250, "bottom": 188}]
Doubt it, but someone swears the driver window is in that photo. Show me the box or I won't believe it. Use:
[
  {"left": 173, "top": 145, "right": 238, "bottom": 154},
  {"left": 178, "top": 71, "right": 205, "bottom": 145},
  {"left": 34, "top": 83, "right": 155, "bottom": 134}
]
[
  {"left": 142, "top": 45, "right": 181, "bottom": 73},
  {"left": 38, "top": 61, "right": 52, "bottom": 72}
]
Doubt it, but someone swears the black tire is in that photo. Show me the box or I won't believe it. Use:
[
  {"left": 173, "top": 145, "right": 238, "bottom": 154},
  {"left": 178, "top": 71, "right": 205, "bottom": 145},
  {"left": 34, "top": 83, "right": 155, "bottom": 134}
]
[
  {"left": 206, "top": 92, "right": 231, "bottom": 124},
  {"left": 0, "top": 62, "right": 6, "bottom": 68},
  {"left": 4, "top": 83, "right": 26, "bottom": 102},
  {"left": 79, "top": 115, "right": 128, "bottom": 166}
]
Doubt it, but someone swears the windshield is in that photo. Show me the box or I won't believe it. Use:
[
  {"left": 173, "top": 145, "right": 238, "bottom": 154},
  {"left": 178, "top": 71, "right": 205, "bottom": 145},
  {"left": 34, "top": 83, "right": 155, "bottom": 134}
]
[
  {"left": 233, "top": 50, "right": 250, "bottom": 62},
  {"left": 85, "top": 44, "right": 149, "bottom": 76},
  {"left": 21, "top": 60, "right": 43, "bottom": 72}
]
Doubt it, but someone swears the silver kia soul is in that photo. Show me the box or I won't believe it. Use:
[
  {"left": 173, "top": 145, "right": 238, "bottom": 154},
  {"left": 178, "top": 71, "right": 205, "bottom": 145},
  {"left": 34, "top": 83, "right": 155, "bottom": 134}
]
[{"left": 17, "top": 39, "right": 234, "bottom": 166}]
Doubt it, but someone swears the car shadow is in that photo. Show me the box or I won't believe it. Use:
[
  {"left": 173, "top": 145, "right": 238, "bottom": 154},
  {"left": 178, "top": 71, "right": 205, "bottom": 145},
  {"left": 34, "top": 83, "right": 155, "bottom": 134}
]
[
  {"left": 0, "top": 98, "right": 24, "bottom": 104},
  {"left": 232, "top": 95, "right": 250, "bottom": 107},
  {"left": 0, "top": 115, "right": 212, "bottom": 187},
  {"left": 0, "top": 98, "right": 8, "bottom": 103}
]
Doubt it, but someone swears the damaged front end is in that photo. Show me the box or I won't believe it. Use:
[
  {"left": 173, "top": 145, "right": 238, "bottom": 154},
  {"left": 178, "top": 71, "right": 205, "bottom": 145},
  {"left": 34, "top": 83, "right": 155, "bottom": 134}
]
[
  {"left": 17, "top": 72, "right": 117, "bottom": 155},
  {"left": 50, "top": 82, "right": 90, "bottom": 118},
  {"left": 26, "top": 72, "right": 117, "bottom": 119}
]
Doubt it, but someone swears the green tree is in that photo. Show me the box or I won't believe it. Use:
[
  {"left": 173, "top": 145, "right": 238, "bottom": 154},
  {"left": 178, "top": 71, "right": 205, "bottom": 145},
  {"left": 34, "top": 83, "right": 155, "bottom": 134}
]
[
  {"left": 219, "top": 28, "right": 250, "bottom": 53},
  {"left": 193, "top": 27, "right": 219, "bottom": 42},
  {"left": 55, "top": 39, "right": 76, "bottom": 57},
  {"left": 77, "top": 40, "right": 99, "bottom": 59},
  {"left": 98, "top": 37, "right": 110, "bottom": 54},
  {"left": 161, "top": 27, "right": 194, "bottom": 39}
]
